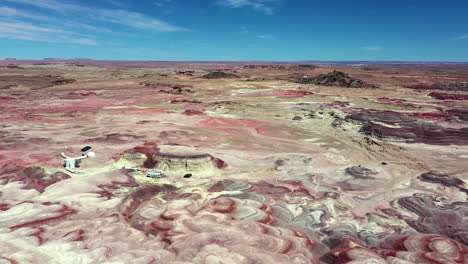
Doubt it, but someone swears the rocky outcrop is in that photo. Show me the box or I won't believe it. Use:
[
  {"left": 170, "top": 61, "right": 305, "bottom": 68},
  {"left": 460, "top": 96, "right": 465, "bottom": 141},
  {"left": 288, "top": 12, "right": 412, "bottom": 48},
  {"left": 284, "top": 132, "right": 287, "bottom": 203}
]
[
  {"left": 166, "top": 85, "right": 194, "bottom": 94},
  {"left": 447, "top": 109, "right": 468, "bottom": 121},
  {"left": 294, "top": 71, "right": 376, "bottom": 88},
  {"left": 139, "top": 81, "right": 194, "bottom": 94},
  {"left": 201, "top": 71, "right": 239, "bottom": 79},
  {"left": 321, "top": 226, "right": 467, "bottom": 263},
  {"left": 428, "top": 92, "right": 468, "bottom": 101},
  {"left": 0, "top": 164, "right": 71, "bottom": 193},
  {"left": 170, "top": 99, "right": 202, "bottom": 104},
  {"left": 244, "top": 65, "right": 287, "bottom": 70},
  {"left": 0, "top": 75, "right": 76, "bottom": 90},
  {"left": 398, "top": 193, "right": 468, "bottom": 245},
  {"left": 152, "top": 145, "right": 227, "bottom": 176},
  {"left": 243, "top": 64, "right": 317, "bottom": 70},
  {"left": 183, "top": 109, "right": 204, "bottom": 115},
  {"left": 407, "top": 82, "right": 468, "bottom": 92},
  {"left": 118, "top": 145, "right": 227, "bottom": 176},
  {"left": 177, "top": 70, "right": 195, "bottom": 76},
  {"left": 345, "top": 166, "right": 377, "bottom": 179},
  {"left": 117, "top": 152, "right": 148, "bottom": 168},
  {"left": 418, "top": 172, "right": 467, "bottom": 193},
  {"left": 346, "top": 110, "right": 468, "bottom": 145}
]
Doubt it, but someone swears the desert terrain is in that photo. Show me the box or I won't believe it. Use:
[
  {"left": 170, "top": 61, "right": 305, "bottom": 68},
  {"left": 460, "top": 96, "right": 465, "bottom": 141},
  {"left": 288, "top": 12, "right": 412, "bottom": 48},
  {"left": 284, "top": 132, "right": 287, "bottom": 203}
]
[{"left": 0, "top": 60, "right": 467, "bottom": 264}]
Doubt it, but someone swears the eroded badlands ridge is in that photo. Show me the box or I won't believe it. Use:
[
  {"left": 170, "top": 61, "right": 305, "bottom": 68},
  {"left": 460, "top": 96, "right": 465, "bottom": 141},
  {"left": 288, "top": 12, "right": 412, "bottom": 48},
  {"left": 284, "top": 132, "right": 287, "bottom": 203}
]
[{"left": 0, "top": 61, "right": 467, "bottom": 263}]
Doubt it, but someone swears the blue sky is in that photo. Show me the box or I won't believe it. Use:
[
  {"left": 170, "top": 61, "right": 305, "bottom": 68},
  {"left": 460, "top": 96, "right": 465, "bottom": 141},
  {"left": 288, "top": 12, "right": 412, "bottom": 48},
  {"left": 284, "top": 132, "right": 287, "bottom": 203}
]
[{"left": 0, "top": 0, "right": 467, "bottom": 61}]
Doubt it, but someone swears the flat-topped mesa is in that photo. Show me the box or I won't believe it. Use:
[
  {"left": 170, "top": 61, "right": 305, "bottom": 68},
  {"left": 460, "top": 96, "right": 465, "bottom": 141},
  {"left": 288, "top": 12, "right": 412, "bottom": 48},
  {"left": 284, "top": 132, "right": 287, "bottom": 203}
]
[
  {"left": 153, "top": 145, "right": 227, "bottom": 176},
  {"left": 118, "top": 145, "right": 227, "bottom": 176},
  {"left": 118, "top": 152, "right": 148, "bottom": 168},
  {"left": 294, "top": 70, "right": 377, "bottom": 88}
]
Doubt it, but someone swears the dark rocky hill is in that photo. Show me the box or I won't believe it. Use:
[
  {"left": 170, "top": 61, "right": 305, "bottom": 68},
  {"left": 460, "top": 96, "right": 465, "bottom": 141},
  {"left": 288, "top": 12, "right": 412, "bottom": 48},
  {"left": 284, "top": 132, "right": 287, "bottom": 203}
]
[
  {"left": 294, "top": 70, "right": 376, "bottom": 88},
  {"left": 201, "top": 71, "right": 240, "bottom": 79}
]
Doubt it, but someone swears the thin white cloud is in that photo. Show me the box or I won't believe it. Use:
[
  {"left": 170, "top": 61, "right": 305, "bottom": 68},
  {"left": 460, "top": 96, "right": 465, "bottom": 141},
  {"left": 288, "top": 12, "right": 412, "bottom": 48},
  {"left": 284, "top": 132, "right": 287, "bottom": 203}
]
[
  {"left": 0, "top": 6, "right": 50, "bottom": 20},
  {"left": 6, "top": 0, "right": 87, "bottom": 12},
  {"left": 257, "top": 34, "right": 273, "bottom": 39},
  {"left": 66, "top": 38, "right": 97, "bottom": 45},
  {"left": 452, "top": 34, "right": 468, "bottom": 41},
  {"left": 0, "top": 0, "right": 186, "bottom": 46},
  {"left": 0, "top": 6, "right": 111, "bottom": 33},
  {"left": 217, "top": 0, "right": 279, "bottom": 15},
  {"left": 62, "top": 21, "right": 112, "bottom": 33},
  {"left": 240, "top": 26, "right": 249, "bottom": 34},
  {"left": 103, "top": 0, "right": 127, "bottom": 8},
  {"left": 0, "top": 21, "right": 97, "bottom": 45},
  {"left": 154, "top": 0, "right": 172, "bottom": 7},
  {"left": 362, "top": 46, "right": 384, "bottom": 51},
  {"left": 0, "top": 21, "right": 65, "bottom": 33},
  {"left": 5, "top": 0, "right": 187, "bottom": 31},
  {"left": 92, "top": 9, "right": 187, "bottom": 32}
]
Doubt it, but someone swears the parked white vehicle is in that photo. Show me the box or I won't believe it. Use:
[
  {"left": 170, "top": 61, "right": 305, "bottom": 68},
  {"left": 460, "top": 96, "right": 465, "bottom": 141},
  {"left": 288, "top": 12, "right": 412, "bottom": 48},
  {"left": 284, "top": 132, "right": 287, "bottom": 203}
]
[{"left": 147, "top": 170, "right": 162, "bottom": 178}]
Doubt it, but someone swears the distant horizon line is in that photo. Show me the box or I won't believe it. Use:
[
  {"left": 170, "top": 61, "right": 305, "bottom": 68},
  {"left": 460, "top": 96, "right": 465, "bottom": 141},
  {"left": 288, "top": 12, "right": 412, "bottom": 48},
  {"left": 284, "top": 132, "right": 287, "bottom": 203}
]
[{"left": 2, "top": 58, "right": 468, "bottom": 64}]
